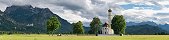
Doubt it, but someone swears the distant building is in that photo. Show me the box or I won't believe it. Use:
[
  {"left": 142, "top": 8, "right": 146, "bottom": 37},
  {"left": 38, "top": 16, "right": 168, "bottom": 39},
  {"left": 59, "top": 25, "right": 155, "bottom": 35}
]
[
  {"left": 100, "top": 9, "right": 114, "bottom": 34},
  {"left": 26, "top": 23, "right": 34, "bottom": 26}
]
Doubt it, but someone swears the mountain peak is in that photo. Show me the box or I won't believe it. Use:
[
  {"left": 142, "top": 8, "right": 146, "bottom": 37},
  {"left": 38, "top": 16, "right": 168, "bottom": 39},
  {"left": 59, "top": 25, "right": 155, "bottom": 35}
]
[
  {"left": 9, "top": 5, "right": 33, "bottom": 8},
  {"left": 0, "top": 10, "right": 2, "bottom": 13},
  {"left": 139, "top": 21, "right": 158, "bottom": 26},
  {"left": 3, "top": 5, "right": 54, "bottom": 24},
  {"left": 127, "top": 21, "right": 158, "bottom": 26},
  {"left": 4, "top": 5, "right": 53, "bottom": 15},
  {"left": 4, "top": 5, "right": 34, "bottom": 14}
]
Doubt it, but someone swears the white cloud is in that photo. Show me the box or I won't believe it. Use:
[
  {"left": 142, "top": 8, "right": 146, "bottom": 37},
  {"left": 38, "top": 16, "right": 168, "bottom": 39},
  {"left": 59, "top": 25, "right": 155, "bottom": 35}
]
[
  {"left": 0, "top": 0, "right": 169, "bottom": 26},
  {"left": 116, "top": 2, "right": 130, "bottom": 5},
  {"left": 158, "top": 1, "right": 169, "bottom": 5},
  {"left": 59, "top": 10, "right": 91, "bottom": 23},
  {"left": 120, "top": 0, "right": 169, "bottom": 24},
  {"left": 0, "top": 3, "right": 7, "bottom": 11}
]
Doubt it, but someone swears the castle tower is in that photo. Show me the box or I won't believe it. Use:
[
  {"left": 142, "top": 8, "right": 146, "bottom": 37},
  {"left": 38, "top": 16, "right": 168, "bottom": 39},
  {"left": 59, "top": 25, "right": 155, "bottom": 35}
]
[{"left": 108, "top": 9, "right": 112, "bottom": 28}]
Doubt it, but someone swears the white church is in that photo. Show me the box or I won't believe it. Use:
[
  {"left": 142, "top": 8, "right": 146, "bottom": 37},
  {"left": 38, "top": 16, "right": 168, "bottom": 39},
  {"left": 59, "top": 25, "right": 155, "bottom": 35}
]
[{"left": 100, "top": 9, "right": 114, "bottom": 34}]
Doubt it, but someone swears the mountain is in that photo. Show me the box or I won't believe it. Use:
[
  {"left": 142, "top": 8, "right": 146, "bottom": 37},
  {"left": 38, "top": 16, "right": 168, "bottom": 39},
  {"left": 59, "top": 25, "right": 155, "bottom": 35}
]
[
  {"left": 126, "top": 21, "right": 169, "bottom": 34},
  {"left": 83, "top": 26, "right": 90, "bottom": 33},
  {"left": 127, "top": 21, "right": 158, "bottom": 26},
  {"left": 159, "top": 24, "right": 169, "bottom": 32},
  {"left": 0, "top": 5, "right": 73, "bottom": 33},
  {"left": 0, "top": 10, "right": 16, "bottom": 31},
  {"left": 138, "top": 21, "right": 158, "bottom": 26},
  {"left": 0, "top": 10, "right": 3, "bottom": 16},
  {"left": 126, "top": 24, "right": 166, "bottom": 35},
  {"left": 0, "top": 10, "right": 2, "bottom": 13},
  {"left": 126, "top": 22, "right": 138, "bottom": 26}
]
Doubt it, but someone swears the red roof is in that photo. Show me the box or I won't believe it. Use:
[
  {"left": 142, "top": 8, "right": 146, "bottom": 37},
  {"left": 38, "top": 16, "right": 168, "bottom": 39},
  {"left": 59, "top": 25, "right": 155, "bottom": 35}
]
[{"left": 103, "top": 22, "right": 109, "bottom": 27}]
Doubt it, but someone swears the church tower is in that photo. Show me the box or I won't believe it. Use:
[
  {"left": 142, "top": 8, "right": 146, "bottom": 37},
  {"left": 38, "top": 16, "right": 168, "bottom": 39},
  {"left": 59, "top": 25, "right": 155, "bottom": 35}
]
[
  {"left": 108, "top": 9, "right": 112, "bottom": 28},
  {"left": 100, "top": 9, "right": 114, "bottom": 34}
]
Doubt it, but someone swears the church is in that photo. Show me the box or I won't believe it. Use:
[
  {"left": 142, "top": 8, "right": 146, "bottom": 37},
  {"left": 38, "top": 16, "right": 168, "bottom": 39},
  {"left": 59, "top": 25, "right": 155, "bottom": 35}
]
[{"left": 99, "top": 9, "right": 114, "bottom": 34}]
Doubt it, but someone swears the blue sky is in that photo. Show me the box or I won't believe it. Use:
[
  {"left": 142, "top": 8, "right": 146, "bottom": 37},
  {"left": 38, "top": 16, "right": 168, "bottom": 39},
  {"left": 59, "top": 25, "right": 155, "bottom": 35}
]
[
  {"left": 120, "top": 3, "right": 161, "bottom": 10},
  {"left": 0, "top": 0, "right": 169, "bottom": 26}
]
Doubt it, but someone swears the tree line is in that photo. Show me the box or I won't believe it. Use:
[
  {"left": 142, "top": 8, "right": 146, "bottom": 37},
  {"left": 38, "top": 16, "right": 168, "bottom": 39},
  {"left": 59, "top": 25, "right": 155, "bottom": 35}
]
[{"left": 46, "top": 15, "right": 126, "bottom": 35}]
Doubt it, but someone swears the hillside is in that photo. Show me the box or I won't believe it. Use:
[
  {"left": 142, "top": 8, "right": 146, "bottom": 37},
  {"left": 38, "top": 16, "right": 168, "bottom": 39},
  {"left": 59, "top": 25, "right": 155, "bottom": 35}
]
[
  {"left": 127, "top": 21, "right": 169, "bottom": 33},
  {"left": 126, "top": 24, "right": 166, "bottom": 35},
  {"left": 0, "top": 5, "right": 73, "bottom": 33},
  {"left": 159, "top": 24, "right": 169, "bottom": 32}
]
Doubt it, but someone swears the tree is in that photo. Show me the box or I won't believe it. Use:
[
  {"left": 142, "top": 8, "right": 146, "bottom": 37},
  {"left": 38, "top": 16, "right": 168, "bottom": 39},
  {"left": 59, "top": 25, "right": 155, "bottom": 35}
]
[
  {"left": 72, "top": 21, "right": 84, "bottom": 34},
  {"left": 47, "top": 16, "right": 61, "bottom": 35},
  {"left": 89, "top": 17, "right": 102, "bottom": 34},
  {"left": 111, "top": 15, "right": 126, "bottom": 34}
]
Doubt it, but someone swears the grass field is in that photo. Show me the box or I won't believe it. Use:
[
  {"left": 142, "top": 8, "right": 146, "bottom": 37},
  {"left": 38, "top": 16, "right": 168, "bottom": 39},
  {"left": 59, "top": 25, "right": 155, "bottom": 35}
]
[{"left": 0, "top": 34, "right": 169, "bottom": 40}]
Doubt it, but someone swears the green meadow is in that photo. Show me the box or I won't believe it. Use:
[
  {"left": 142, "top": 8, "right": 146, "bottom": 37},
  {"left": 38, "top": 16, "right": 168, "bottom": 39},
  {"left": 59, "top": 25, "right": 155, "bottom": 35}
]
[{"left": 0, "top": 34, "right": 169, "bottom": 40}]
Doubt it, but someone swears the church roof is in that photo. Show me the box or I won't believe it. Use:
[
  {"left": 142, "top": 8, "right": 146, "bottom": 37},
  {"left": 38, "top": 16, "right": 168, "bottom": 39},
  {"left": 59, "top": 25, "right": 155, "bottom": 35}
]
[
  {"left": 103, "top": 22, "right": 109, "bottom": 27},
  {"left": 108, "top": 9, "right": 112, "bottom": 12}
]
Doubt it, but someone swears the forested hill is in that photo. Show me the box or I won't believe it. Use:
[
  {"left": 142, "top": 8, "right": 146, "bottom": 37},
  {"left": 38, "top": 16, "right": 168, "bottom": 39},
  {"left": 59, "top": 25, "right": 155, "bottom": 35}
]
[
  {"left": 0, "top": 5, "right": 73, "bottom": 33},
  {"left": 126, "top": 21, "right": 169, "bottom": 34},
  {"left": 126, "top": 24, "right": 167, "bottom": 35}
]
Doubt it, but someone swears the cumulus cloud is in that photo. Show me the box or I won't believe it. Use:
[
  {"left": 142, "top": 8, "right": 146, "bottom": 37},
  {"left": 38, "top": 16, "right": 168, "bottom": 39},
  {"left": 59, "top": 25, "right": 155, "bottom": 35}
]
[
  {"left": 0, "top": 0, "right": 169, "bottom": 26},
  {"left": 154, "top": 13, "right": 169, "bottom": 16},
  {"left": 120, "top": 0, "right": 169, "bottom": 24}
]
